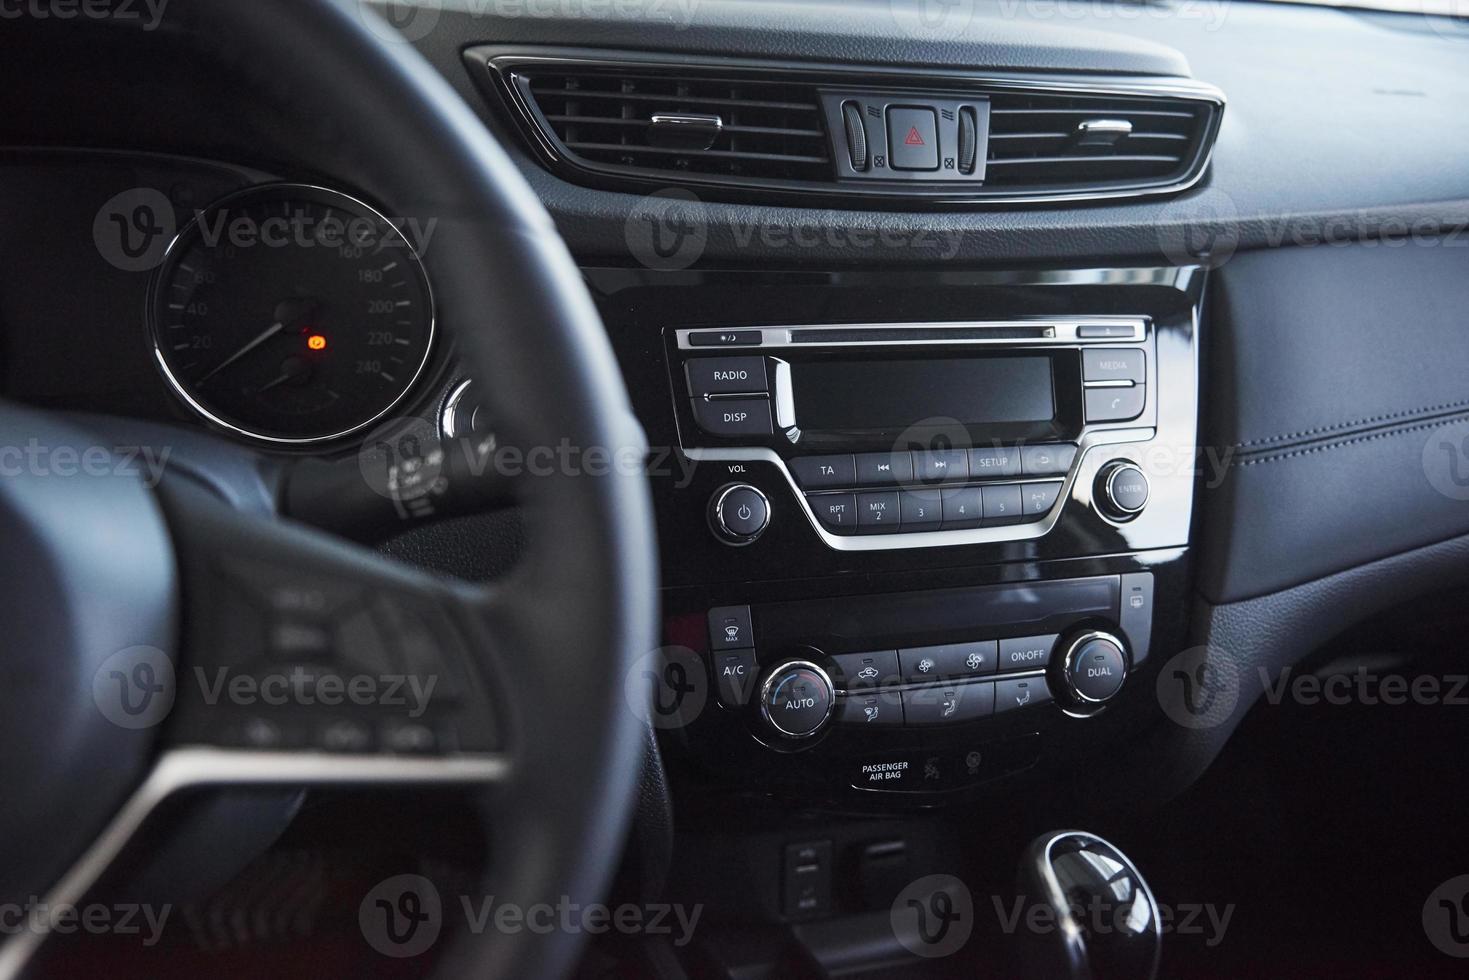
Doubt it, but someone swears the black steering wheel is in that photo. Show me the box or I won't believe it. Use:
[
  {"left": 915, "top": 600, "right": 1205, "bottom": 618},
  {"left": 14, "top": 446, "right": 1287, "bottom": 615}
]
[{"left": 0, "top": 1, "right": 657, "bottom": 977}]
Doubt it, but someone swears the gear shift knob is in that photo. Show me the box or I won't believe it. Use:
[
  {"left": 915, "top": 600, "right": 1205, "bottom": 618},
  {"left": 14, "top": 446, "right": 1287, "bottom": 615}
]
[{"left": 1015, "top": 831, "right": 1161, "bottom": 980}]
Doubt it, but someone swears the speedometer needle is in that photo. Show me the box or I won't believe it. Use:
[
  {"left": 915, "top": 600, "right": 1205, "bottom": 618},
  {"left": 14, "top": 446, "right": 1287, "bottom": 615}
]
[{"left": 196, "top": 320, "right": 285, "bottom": 386}]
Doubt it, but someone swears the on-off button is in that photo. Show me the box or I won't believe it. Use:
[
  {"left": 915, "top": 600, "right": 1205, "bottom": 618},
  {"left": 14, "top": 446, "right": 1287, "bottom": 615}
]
[{"left": 709, "top": 484, "right": 770, "bottom": 545}]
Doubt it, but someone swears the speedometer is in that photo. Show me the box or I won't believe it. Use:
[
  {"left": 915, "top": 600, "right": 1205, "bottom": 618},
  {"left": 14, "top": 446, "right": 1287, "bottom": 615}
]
[{"left": 148, "top": 183, "right": 435, "bottom": 444}]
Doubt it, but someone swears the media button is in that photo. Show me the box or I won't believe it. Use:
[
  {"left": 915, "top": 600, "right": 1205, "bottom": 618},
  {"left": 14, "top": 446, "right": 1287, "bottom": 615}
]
[
  {"left": 685, "top": 356, "right": 768, "bottom": 396},
  {"left": 691, "top": 397, "right": 772, "bottom": 436},
  {"left": 791, "top": 454, "right": 856, "bottom": 489},
  {"left": 900, "top": 490, "right": 942, "bottom": 529},
  {"left": 809, "top": 493, "right": 858, "bottom": 534},
  {"left": 969, "top": 446, "right": 1021, "bottom": 478},
  {"left": 1021, "top": 481, "right": 1063, "bottom": 517},
  {"left": 1020, "top": 443, "right": 1077, "bottom": 477},
  {"left": 940, "top": 486, "right": 983, "bottom": 529},
  {"left": 1082, "top": 348, "right": 1146, "bottom": 384},
  {"left": 855, "top": 452, "right": 914, "bottom": 486},
  {"left": 916, "top": 449, "right": 969, "bottom": 484},
  {"left": 981, "top": 484, "right": 1023, "bottom": 525},
  {"left": 856, "top": 491, "right": 901, "bottom": 532}
]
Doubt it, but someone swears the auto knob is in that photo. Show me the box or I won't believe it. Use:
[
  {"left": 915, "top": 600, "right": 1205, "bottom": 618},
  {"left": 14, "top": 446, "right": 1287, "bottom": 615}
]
[
  {"left": 1094, "top": 461, "right": 1150, "bottom": 521},
  {"left": 758, "top": 659, "right": 835, "bottom": 739},
  {"left": 708, "top": 483, "right": 770, "bottom": 546},
  {"left": 1055, "top": 629, "right": 1129, "bottom": 708}
]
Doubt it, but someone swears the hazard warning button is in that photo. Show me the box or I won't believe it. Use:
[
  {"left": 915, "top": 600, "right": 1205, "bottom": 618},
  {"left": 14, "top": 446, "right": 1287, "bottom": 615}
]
[{"left": 886, "top": 106, "right": 939, "bottom": 171}]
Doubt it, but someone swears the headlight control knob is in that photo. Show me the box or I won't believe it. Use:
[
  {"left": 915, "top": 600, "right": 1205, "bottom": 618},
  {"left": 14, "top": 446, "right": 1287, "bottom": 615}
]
[
  {"left": 1057, "top": 630, "right": 1129, "bottom": 707},
  {"left": 709, "top": 483, "right": 770, "bottom": 546},
  {"left": 1095, "top": 461, "right": 1150, "bottom": 521},
  {"left": 759, "top": 660, "right": 835, "bottom": 739}
]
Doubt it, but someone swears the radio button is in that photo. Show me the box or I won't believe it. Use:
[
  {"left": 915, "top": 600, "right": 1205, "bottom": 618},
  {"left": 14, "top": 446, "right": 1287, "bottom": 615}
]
[
  {"left": 791, "top": 454, "right": 855, "bottom": 489},
  {"left": 856, "top": 492, "right": 901, "bottom": 532},
  {"left": 1082, "top": 348, "right": 1146, "bottom": 384},
  {"left": 816, "top": 490, "right": 857, "bottom": 537},
  {"left": 915, "top": 449, "right": 969, "bottom": 484},
  {"left": 903, "top": 682, "right": 995, "bottom": 725},
  {"left": 1084, "top": 385, "right": 1146, "bottom": 423},
  {"left": 969, "top": 446, "right": 1021, "bottom": 478},
  {"left": 900, "top": 641, "right": 998, "bottom": 682},
  {"left": 691, "top": 397, "right": 772, "bottom": 436},
  {"left": 830, "top": 650, "right": 901, "bottom": 690},
  {"left": 809, "top": 493, "right": 858, "bottom": 534},
  {"left": 1021, "top": 481, "right": 1063, "bottom": 518},
  {"left": 997, "top": 634, "right": 1058, "bottom": 672},
  {"left": 981, "top": 484, "right": 1024, "bottom": 525},
  {"left": 900, "top": 490, "right": 942, "bottom": 529},
  {"left": 940, "top": 486, "right": 983, "bottom": 529},
  {"left": 685, "top": 356, "right": 767, "bottom": 396},
  {"left": 855, "top": 452, "right": 914, "bottom": 486},
  {"left": 1020, "top": 443, "right": 1077, "bottom": 477}
]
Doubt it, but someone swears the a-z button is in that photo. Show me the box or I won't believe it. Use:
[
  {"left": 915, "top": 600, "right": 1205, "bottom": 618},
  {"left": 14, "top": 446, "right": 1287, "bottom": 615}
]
[{"left": 691, "top": 397, "right": 772, "bottom": 436}]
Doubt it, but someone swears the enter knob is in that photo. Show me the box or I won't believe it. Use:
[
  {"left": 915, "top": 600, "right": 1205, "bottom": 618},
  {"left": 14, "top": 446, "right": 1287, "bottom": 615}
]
[
  {"left": 1058, "top": 630, "right": 1129, "bottom": 707},
  {"left": 1094, "top": 461, "right": 1150, "bottom": 521}
]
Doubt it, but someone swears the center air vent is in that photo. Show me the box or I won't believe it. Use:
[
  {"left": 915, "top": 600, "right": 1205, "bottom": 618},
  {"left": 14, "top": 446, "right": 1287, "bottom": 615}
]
[
  {"left": 984, "top": 92, "right": 1213, "bottom": 190},
  {"left": 473, "top": 47, "right": 1224, "bottom": 205},
  {"left": 511, "top": 69, "right": 830, "bottom": 183}
]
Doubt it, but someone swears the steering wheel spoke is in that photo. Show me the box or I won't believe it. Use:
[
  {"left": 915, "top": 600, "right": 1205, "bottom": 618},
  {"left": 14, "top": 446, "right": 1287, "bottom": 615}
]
[{"left": 156, "top": 472, "right": 509, "bottom": 765}]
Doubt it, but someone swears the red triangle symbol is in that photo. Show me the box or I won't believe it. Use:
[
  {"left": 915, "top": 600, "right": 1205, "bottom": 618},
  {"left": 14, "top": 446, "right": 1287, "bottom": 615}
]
[{"left": 904, "top": 126, "right": 926, "bottom": 146}]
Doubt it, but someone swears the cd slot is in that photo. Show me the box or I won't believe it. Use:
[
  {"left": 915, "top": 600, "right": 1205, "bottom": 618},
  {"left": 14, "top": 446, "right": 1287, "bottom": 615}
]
[{"left": 788, "top": 325, "right": 1053, "bottom": 344}]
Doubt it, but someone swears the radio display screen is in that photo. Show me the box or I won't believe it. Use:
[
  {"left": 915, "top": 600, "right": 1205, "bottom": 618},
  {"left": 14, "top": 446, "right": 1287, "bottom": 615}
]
[{"left": 793, "top": 357, "right": 1055, "bottom": 431}]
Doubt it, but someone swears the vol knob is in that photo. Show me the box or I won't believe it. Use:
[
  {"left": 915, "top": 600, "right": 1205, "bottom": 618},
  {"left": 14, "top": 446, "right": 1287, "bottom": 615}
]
[
  {"left": 709, "top": 483, "right": 770, "bottom": 546},
  {"left": 1095, "top": 461, "right": 1150, "bottom": 521}
]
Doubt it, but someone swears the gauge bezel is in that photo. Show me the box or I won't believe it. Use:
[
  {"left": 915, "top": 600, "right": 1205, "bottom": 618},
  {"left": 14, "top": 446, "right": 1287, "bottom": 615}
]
[{"left": 145, "top": 182, "right": 437, "bottom": 446}]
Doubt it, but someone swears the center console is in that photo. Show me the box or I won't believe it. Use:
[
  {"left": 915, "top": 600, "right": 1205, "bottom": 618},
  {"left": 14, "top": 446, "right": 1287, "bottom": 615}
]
[{"left": 592, "top": 264, "right": 1201, "bottom": 816}]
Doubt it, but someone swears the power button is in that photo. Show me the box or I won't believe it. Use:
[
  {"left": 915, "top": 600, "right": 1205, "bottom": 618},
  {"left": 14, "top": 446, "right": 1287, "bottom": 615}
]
[{"left": 709, "top": 483, "right": 770, "bottom": 546}]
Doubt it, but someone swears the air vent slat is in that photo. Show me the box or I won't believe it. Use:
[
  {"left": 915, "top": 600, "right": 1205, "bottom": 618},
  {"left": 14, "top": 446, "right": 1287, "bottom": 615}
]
[
  {"left": 530, "top": 87, "right": 819, "bottom": 113},
  {"left": 564, "top": 142, "right": 831, "bottom": 165}
]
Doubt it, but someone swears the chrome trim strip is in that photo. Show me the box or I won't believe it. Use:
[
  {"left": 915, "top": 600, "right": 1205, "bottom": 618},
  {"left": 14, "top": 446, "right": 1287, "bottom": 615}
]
[
  {"left": 0, "top": 749, "right": 507, "bottom": 978},
  {"left": 772, "top": 359, "right": 795, "bottom": 428},
  {"left": 475, "top": 47, "right": 1225, "bottom": 206},
  {"left": 677, "top": 317, "right": 1144, "bottom": 350}
]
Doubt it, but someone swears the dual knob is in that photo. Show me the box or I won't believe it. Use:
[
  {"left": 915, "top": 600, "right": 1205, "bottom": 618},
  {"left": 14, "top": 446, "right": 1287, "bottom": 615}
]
[{"left": 756, "top": 630, "right": 1129, "bottom": 740}]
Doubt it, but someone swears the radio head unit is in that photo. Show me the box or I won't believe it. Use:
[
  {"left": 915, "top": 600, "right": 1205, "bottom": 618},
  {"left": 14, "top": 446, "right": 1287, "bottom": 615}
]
[{"left": 668, "top": 318, "right": 1158, "bottom": 550}]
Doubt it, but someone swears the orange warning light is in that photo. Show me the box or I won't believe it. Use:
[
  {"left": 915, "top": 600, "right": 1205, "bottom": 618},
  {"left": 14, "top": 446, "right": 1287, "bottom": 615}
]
[{"left": 307, "top": 334, "right": 327, "bottom": 351}]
